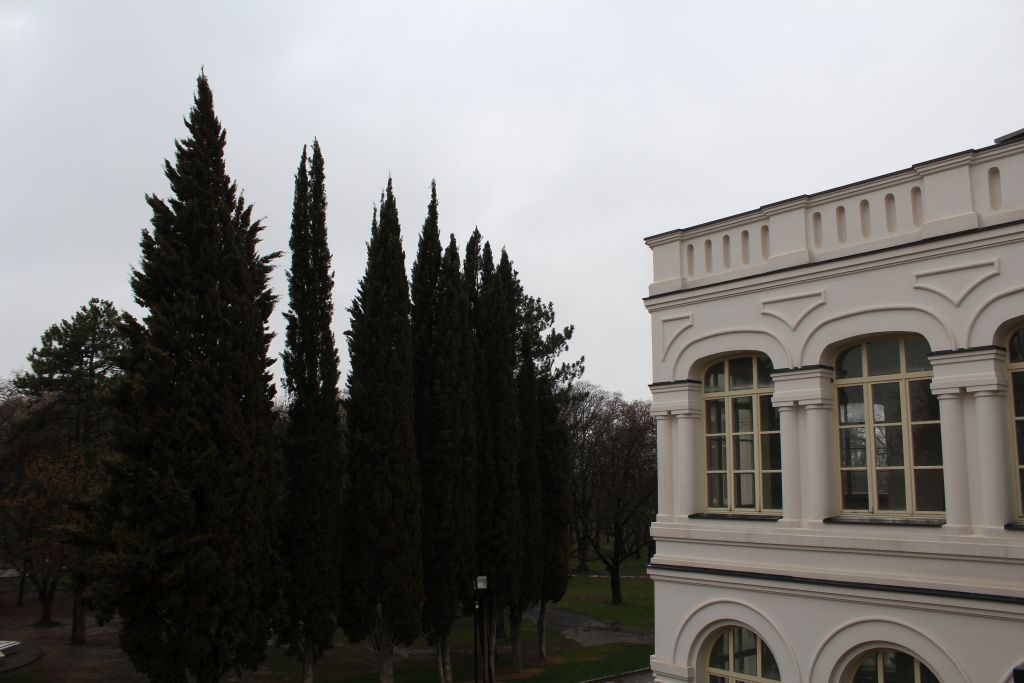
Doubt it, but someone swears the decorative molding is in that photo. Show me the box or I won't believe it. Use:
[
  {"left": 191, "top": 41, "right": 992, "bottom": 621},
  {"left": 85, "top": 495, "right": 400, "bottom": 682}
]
[
  {"left": 660, "top": 314, "right": 693, "bottom": 362},
  {"left": 913, "top": 258, "right": 1000, "bottom": 306},
  {"left": 799, "top": 305, "right": 957, "bottom": 365},
  {"left": 761, "top": 290, "right": 826, "bottom": 330},
  {"left": 966, "top": 284, "right": 1024, "bottom": 344}
]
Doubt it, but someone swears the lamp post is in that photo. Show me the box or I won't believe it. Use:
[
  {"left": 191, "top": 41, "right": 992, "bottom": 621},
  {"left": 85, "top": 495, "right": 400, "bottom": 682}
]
[{"left": 474, "top": 576, "right": 488, "bottom": 683}]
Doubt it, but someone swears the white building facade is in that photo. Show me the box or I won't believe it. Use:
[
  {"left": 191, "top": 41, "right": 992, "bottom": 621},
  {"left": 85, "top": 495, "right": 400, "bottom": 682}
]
[{"left": 644, "top": 131, "right": 1024, "bottom": 683}]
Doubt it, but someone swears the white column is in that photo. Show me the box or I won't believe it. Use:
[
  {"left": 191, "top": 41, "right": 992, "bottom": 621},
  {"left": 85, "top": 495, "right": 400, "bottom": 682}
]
[
  {"left": 934, "top": 389, "right": 970, "bottom": 530},
  {"left": 777, "top": 403, "right": 802, "bottom": 525},
  {"left": 655, "top": 413, "right": 674, "bottom": 522},
  {"left": 674, "top": 411, "right": 701, "bottom": 519},
  {"left": 803, "top": 401, "right": 835, "bottom": 523},
  {"left": 972, "top": 389, "right": 1013, "bottom": 530}
]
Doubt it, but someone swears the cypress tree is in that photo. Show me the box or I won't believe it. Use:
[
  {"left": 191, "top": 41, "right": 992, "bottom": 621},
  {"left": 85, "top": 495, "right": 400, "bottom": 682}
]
[
  {"left": 475, "top": 246, "right": 522, "bottom": 683},
  {"left": 340, "top": 179, "right": 423, "bottom": 683},
  {"left": 279, "top": 140, "right": 343, "bottom": 683},
  {"left": 94, "top": 73, "right": 281, "bottom": 683}
]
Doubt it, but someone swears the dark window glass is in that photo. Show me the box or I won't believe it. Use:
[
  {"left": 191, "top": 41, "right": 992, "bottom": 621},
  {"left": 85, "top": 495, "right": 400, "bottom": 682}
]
[
  {"left": 842, "top": 471, "right": 869, "bottom": 510},
  {"left": 757, "top": 355, "right": 775, "bottom": 388},
  {"left": 914, "top": 470, "right": 946, "bottom": 512},
  {"left": 836, "top": 345, "right": 863, "bottom": 379},
  {"left": 706, "top": 436, "right": 727, "bottom": 470},
  {"left": 730, "top": 357, "right": 754, "bottom": 390},
  {"left": 838, "top": 386, "right": 865, "bottom": 424},
  {"left": 876, "top": 470, "right": 907, "bottom": 511},
  {"left": 1017, "top": 422, "right": 1024, "bottom": 466},
  {"left": 733, "top": 435, "right": 755, "bottom": 470},
  {"left": 761, "top": 639, "right": 781, "bottom": 680},
  {"left": 840, "top": 428, "right": 867, "bottom": 468},
  {"left": 706, "top": 399, "right": 726, "bottom": 433},
  {"left": 919, "top": 664, "right": 940, "bottom": 683},
  {"left": 884, "top": 650, "right": 916, "bottom": 682},
  {"left": 1014, "top": 372, "right": 1024, "bottom": 418},
  {"left": 873, "top": 426, "right": 904, "bottom": 467},
  {"left": 708, "top": 632, "right": 729, "bottom": 670},
  {"left": 734, "top": 628, "right": 757, "bottom": 674},
  {"left": 760, "top": 395, "right": 779, "bottom": 431},
  {"left": 871, "top": 382, "right": 902, "bottom": 423},
  {"left": 904, "top": 335, "right": 932, "bottom": 372},
  {"left": 909, "top": 379, "right": 939, "bottom": 421},
  {"left": 867, "top": 338, "right": 900, "bottom": 376},
  {"left": 1011, "top": 329, "right": 1024, "bottom": 363},
  {"left": 762, "top": 473, "right": 783, "bottom": 510},
  {"left": 734, "top": 473, "right": 756, "bottom": 508},
  {"left": 732, "top": 396, "right": 754, "bottom": 432},
  {"left": 708, "top": 474, "right": 728, "bottom": 507},
  {"left": 761, "top": 434, "right": 782, "bottom": 470},
  {"left": 852, "top": 653, "right": 877, "bottom": 683},
  {"left": 911, "top": 424, "right": 942, "bottom": 466},
  {"left": 705, "top": 361, "right": 725, "bottom": 392}
]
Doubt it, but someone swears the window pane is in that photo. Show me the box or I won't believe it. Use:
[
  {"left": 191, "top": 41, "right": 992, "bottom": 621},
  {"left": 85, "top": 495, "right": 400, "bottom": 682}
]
[
  {"left": 732, "top": 396, "right": 754, "bottom": 432},
  {"left": 1018, "top": 422, "right": 1024, "bottom": 466},
  {"left": 705, "top": 361, "right": 725, "bottom": 392},
  {"left": 734, "top": 628, "right": 757, "bottom": 674},
  {"left": 840, "top": 428, "right": 867, "bottom": 468},
  {"left": 853, "top": 653, "right": 878, "bottom": 683},
  {"left": 760, "top": 395, "right": 779, "bottom": 431},
  {"left": 730, "top": 357, "right": 754, "bottom": 390},
  {"left": 734, "top": 473, "right": 756, "bottom": 508},
  {"left": 919, "top": 664, "right": 941, "bottom": 683},
  {"left": 1020, "top": 470, "right": 1024, "bottom": 516},
  {"left": 876, "top": 470, "right": 907, "bottom": 511},
  {"left": 762, "top": 473, "right": 783, "bottom": 510},
  {"left": 909, "top": 379, "right": 939, "bottom": 422},
  {"left": 706, "top": 399, "right": 726, "bottom": 433},
  {"left": 1011, "top": 329, "right": 1024, "bottom": 363},
  {"left": 761, "top": 434, "right": 782, "bottom": 470},
  {"left": 838, "top": 386, "right": 865, "bottom": 425},
  {"left": 708, "top": 474, "right": 728, "bottom": 507},
  {"left": 884, "top": 650, "right": 916, "bottom": 682},
  {"left": 760, "top": 639, "right": 781, "bottom": 680},
  {"left": 837, "top": 345, "right": 863, "bottom": 379},
  {"left": 867, "top": 338, "right": 900, "bottom": 376},
  {"left": 706, "top": 436, "right": 727, "bottom": 471},
  {"left": 709, "top": 676, "right": 728, "bottom": 683},
  {"left": 842, "top": 471, "right": 869, "bottom": 510},
  {"left": 911, "top": 424, "right": 942, "bottom": 466},
  {"left": 757, "top": 355, "right": 775, "bottom": 388},
  {"left": 733, "top": 435, "right": 755, "bottom": 470},
  {"left": 871, "top": 382, "right": 902, "bottom": 423},
  {"left": 914, "top": 469, "right": 946, "bottom": 512},
  {"left": 708, "top": 632, "right": 729, "bottom": 670},
  {"left": 1014, "top": 372, "right": 1024, "bottom": 418},
  {"left": 874, "top": 426, "right": 904, "bottom": 467},
  {"left": 904, "top": 335, "right": 931, "bottom": 372}
]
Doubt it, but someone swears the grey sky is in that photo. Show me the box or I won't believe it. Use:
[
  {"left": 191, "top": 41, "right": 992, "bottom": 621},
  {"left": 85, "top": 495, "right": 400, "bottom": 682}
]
[{"left": 2, "top": 1, "right": 1023, "bottom": 400}]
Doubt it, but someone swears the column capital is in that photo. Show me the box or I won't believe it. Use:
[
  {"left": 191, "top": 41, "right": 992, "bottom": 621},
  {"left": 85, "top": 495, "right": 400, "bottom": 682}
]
[
  {"left": 771, "top": 366, "right": 834, "bottom": 406},
  {"left": 930, "top": 347, "right": 1008, "bottom": 394},
  {"left": 650, "top": 379, "right": 702, "bottom": 413}
]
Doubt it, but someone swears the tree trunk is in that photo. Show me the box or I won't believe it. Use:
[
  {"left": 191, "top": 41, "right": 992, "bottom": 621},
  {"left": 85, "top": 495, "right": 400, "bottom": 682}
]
[
  {"left": 436, "top": 632, "right": 453, "bottom": 683},
  {"left": 486, "top": 603, "right": 498, "bottom": 683},
  {"left": 575, "top": 535, "right": 589, "bottom": 573},
  {"left": 302, "top": 644, "right": 315, "bottom": 683},
  {"left": 16, "top": 563, "right": 28, "bottom": 606},
  {"left": 373, "top": 611, "right": 395, "bottom": 683},
  {"left": 36, "top": 577, "right": 58, "bottom": 626},
  {"left": 508, "top": 608, "right": 523, "bottom": 672},
  {"left": 537, "top": 600, "right": 548, "bottom": 660},
  {"left": 71, "top": 591, "right": 86, "bottom": 644},
  {"left": 609, "top": 563, "right": 623, "bottom": 605}
]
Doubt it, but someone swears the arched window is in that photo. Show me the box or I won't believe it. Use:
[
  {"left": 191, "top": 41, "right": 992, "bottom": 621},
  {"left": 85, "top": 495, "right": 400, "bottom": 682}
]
[
  {"left": 703, "top": 355, "right": 781, "bottom": 513},
  {"left": 848, "top": 649, "right": 940, "bottom": 683},
  {"left": 834, "top": 335, "right": 944, "bottom": 516},
  {"left": 1009, "top": 328, "right": 1024, "bottom": 519},
  {"left": 705, "top": 625, "right": 780, "bottom": 682}
]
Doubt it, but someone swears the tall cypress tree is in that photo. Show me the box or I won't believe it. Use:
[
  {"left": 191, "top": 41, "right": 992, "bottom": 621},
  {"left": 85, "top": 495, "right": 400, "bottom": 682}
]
[
  {"left": 340, "top": 179, "right": 423, "bottom": 683},
  {"left": 94, "top": 73, "right": 281, "bottom": 683},
  {"left": 279, "top": 140, "right": 343, "bottom": 683},
  {"left": 475, "top": 246, "right": 522, "bottom": 683}
]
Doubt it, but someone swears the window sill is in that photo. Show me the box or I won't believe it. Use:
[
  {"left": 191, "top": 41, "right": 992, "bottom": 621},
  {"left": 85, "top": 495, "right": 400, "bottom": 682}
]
[
  {"left": 823, "top": 516, "right": 944, "bottom": 527},
  {"left": 1005, "top": 522, "right": 1024, "bottom": 531},
  {"left": 689, "top": 512, "right": 781, "bottom": 522}
]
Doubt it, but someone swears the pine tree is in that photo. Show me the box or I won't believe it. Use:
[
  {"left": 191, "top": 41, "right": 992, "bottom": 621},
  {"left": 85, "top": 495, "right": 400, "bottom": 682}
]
[
  {"left": 92, "top": 73, "right": 281, "bottom": 683},
  {"left": 474, "top": 246, "right": 522, "bottom": 683},
  {"left": 340, "top": 179, "right": 423, "bottom": 683},
  {"left": 279, "top": 140, "right": 343, "bottom": 683}
]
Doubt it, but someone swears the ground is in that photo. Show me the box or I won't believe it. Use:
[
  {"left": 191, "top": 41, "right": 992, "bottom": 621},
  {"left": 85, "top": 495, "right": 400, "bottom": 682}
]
[{"left": 0, "top": 565, "right": 652, "bottom": 682}]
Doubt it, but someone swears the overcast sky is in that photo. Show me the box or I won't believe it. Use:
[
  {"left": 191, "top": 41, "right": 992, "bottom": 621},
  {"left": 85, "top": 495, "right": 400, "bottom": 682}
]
[{"left": 3, "top": 2, "right": 1024, "bottom": 400}]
